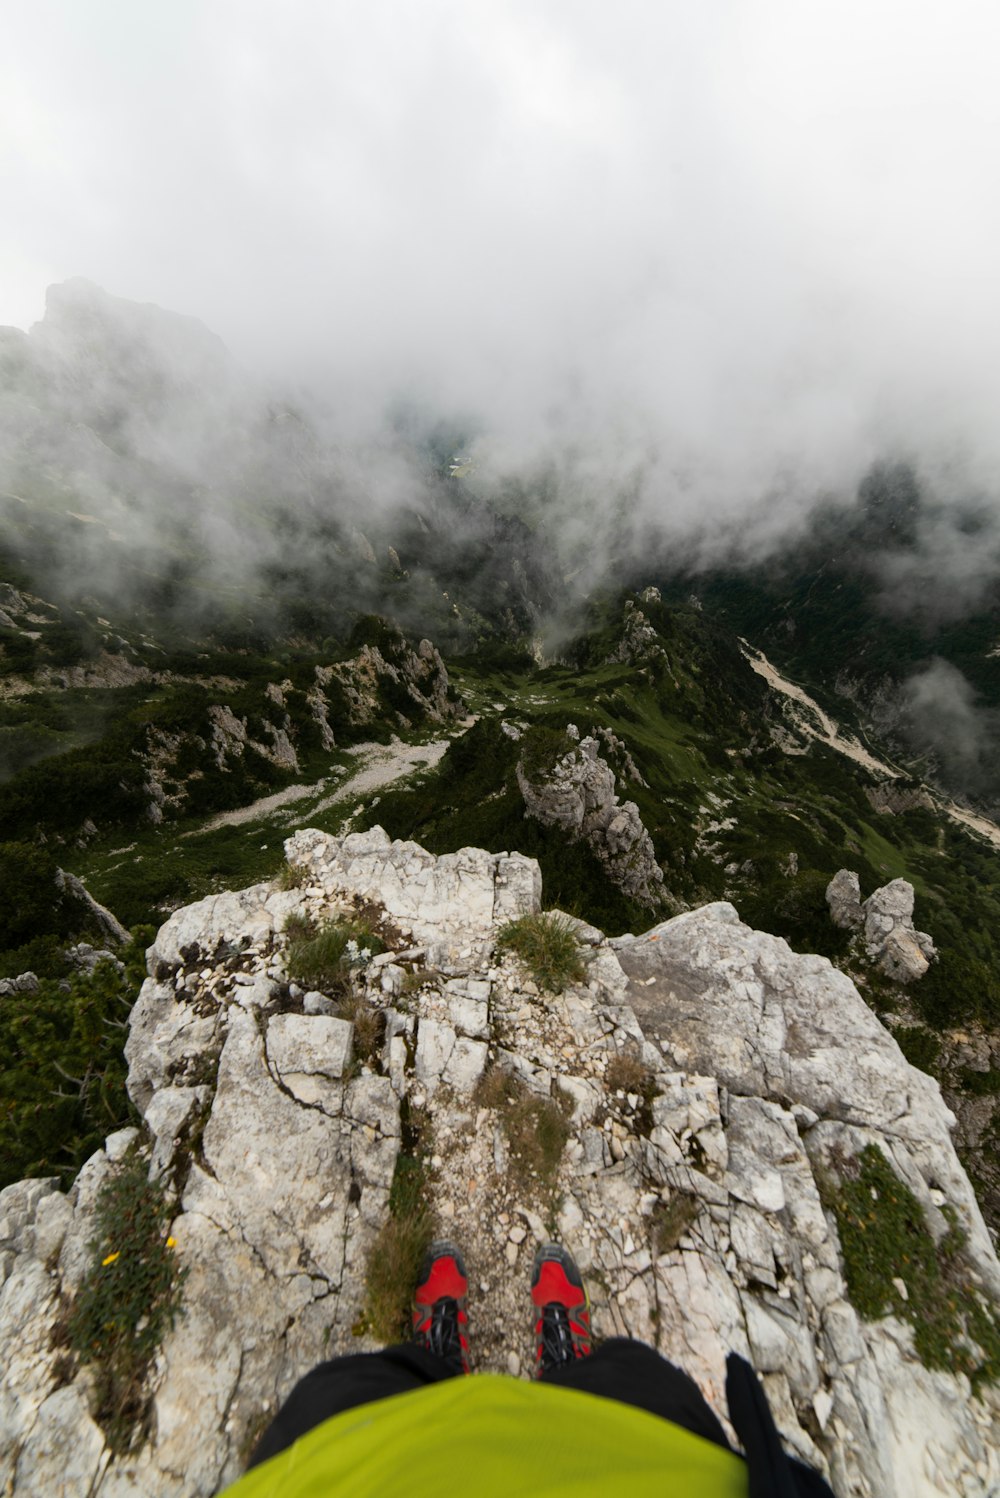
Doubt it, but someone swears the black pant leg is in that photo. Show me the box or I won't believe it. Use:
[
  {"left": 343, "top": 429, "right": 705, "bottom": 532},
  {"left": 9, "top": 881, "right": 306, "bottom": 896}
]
[
  {"left": 248, "top": 1344, "right": 458, "bottom": 1469},
  {"left": 540, "top": 1337, "right": 732, "bottom": 1451}
]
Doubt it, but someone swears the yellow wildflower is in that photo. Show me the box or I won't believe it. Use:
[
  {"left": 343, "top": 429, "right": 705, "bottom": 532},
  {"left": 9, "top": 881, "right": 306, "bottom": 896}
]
[
  {"left": 102, "top": 1251, "right": 120, "bottom": 1267},
  {"left": 166, "top": 1237, "right": 177, "bottom": 1249}
]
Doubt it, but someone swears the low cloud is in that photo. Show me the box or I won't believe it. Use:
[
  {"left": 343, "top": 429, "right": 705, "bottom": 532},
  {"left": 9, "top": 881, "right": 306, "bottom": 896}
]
[
  {"left": 899, "top": 658, "right": 998, "bottom": 799},
  {"left": 2, "top": 1, "right": 1000, "bottom": 574}
]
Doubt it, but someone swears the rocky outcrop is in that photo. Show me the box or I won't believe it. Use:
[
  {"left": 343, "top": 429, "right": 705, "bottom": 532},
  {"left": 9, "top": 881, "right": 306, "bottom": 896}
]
[
  {"left": 64, "top": 942, "right": 125, "bottom": 977},
  {"left": 826, "top": 871, "right": 937, "bottom": 983},
  {"left": 55, "top": 868, "right": 130, "bottom": 946},
  {"left": 1, "top": 831, "right": 997, "bottom": 1497},
  {"left": 0, "top": 972, "right": 39, "bottom": 998},
  {"left": 605, "top": 599, "right": 665, "bottom": 666},
  {"left": 517, "top": 728, "right": 664, "bottom": 908},
  {"left": 139, "top": 700, "right": 300, "bottom": 825},
  {"left": 827, "top": 870, "right": 865, "bottom": 931},
  {"left": 865, "top": 784, "right": 935, "bottom": 817},
  {"left": 594, "top": 725, "right": 647, "bottom": 786},
  {"left": 311, "top": 630, "right": 458, "bottom": 746},
  {"left": 45, "top": 651, "right": 155, "bottom": 692},
  {"left": 206, "top": 704, "right": 298, "bottom": 773}
]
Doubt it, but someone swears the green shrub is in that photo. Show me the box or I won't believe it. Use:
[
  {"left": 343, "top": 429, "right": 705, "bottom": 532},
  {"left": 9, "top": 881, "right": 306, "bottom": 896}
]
[
  {"left": 518, "top": 725, "right": 571, "bottom": 780},
  {"left": 0, "top": 842, "right": 72, "bottom": 950},
  {"left": 919, "top": 948, "right": 1000, "bottom": 1028},
  {"left": 737, "top": 867, "right": 850, "bottom": 958},
  {"left": 66, "top": 1150, "right": 187, "bottom": 1452},
  {"left": 0, "top": 738, "right": 148, "bottom": 841},
  {"left": 0, "top": 938, "right": 148, "bottom": 1189},
  {"left": 959, "top": 1067, "right": 1000, "bottom": 1097},
  {"left": 0, "top": 933, "right": 68, "bottom": 981},
  {"left": 349, "top": 615, "right": 404, "bottom": 655},
  {"left": 496, "top": 912, "right": 585, "bottom": 993},
  {"left": 892, "top": 1026, "right": 941, "bottom": 1074},
  {"left": 0, "top": 627, "right": 38, "bottom": 674}
]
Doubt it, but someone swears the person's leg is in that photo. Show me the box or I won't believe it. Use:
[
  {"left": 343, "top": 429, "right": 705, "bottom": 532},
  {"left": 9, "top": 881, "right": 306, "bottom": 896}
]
[
  {"left": 542, "top": 1337, "right": 732, "bottom": 1451},
  {"left": 249, "top": 1239, "right": 471, "bottom": 1470},
  {"left": 530, "top": 1244, "right": 730, "bottom": 1451},
  {"left": 248, "top": 1344, "right": 455, "bottom": 1469}
]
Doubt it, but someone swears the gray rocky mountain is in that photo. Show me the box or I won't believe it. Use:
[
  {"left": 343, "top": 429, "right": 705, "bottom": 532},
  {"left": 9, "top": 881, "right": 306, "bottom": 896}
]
[
  {"left": 2, "top": 829, "right": 997, "bottom": 1497},
  {"left": 517, "top": 727, "right": 664, "bottom": 908}
]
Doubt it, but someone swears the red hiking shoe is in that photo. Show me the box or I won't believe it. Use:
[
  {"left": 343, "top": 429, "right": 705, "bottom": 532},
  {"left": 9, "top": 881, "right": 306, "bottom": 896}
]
[
  {"left": 531, "top": 1243, "right": 591, "bottom": 1377},
  {"left": 412, "top": 1240, "right": 470, "bottom": 1374}
]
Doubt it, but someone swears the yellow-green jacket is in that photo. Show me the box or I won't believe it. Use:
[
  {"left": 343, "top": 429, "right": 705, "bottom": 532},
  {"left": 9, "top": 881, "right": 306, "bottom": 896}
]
[{"left": 225, "top": 1375, "right": 750, "bottom": 1497}]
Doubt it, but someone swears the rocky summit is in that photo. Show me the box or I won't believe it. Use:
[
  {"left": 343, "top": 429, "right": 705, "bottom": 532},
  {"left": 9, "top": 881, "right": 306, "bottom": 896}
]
[{"left": 2, "top": 829, "right": 999, "bottom": 1497}]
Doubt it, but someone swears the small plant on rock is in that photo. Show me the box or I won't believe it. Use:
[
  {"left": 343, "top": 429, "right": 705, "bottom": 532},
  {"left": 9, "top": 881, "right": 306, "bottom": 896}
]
[
  {"left": 336, "top": 990, "right": 385, "bottom": 1065},
  {"left": 285, "top": 916, "right": 385, "bottom": 996},
  {"left": 605, "top": 1049, "right": 659, "bottom": 1133},
  {"left": 821, "top": 1143, "right": 1000, "bottom": 1390},
  {"left": 475, "top": 1065, "right": 572, "bottom": 1192},
  {"left": 650, "top": 1191, "right": 700, "bottom": 1254},
  {"left": 496, "top": 912, "right": 585, "bottom": 994},
  {"left": 65, "top": 1150, "right": 187, "bottom": 1453},
  {"left": 275, "top": 860, "right": 309, "bottom": 891},
  {"left": 282, "top": 911, "right": 317, "bottom": 944}
]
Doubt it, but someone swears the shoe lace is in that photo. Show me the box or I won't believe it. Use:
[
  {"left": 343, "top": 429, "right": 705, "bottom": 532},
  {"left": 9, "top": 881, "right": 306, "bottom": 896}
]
[
  {"left": 424, "top": 1296, "right": 463, "bottom": 1364},
  {"left": 539, "top": 1304, "right": 577, "bottom": 1372}
]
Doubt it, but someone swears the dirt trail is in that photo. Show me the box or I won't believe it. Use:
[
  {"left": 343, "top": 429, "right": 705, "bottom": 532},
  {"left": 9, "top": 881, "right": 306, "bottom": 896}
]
[
  {"left": 193, "top": 735, "right": 450, "bottom": 833},
  {"left": 743, "top": 642, "right": 1000, "bottom": 852}
]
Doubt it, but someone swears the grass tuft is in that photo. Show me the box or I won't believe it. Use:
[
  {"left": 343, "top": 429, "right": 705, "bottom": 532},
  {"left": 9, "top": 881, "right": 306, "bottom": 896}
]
[
  {"left": 275, "top": 860, "right": 310, "bottom": 891},
  {"left": 496, "top": 912, "right": 585, "bottom": 994},
  {"left": 363, "top": 1119, "right": 434, "bottom": 1342},
  {"left": 650, "top": 1192, "right": 700, "bottom": 1254},
  {"left": 475, "top": 1066, "right": 572, "bottom": 1192},
  {"left": 336, "top": 990, "right": 385, "bottom": 1065},
  {"left": 605, "top": 1049, "right": 659, "bottom": 1133}
]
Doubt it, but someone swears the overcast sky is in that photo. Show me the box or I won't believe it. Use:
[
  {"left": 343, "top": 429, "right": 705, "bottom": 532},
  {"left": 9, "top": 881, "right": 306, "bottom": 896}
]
[{"left": 5, "top": 0, "right": 1000, "bottom": 537}]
